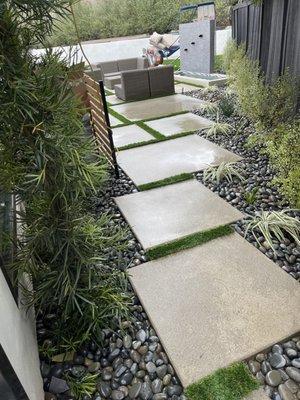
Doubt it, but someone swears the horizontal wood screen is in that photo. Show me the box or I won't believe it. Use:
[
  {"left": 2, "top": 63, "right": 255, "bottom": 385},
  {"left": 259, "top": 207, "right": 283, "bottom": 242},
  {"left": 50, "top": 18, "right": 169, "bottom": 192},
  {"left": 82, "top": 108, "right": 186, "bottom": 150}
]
[{"left": 84, "top": 74, "right": 118, "bottom": 176}]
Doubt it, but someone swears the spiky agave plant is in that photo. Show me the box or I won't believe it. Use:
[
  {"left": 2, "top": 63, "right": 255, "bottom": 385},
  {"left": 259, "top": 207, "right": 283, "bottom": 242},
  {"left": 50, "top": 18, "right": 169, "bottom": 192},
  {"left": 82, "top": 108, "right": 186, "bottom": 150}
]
[
  {"left": 245, "top": 210, "right": 300, "bottom": 252},
  {"left": 203, "top": 162, "right": 245, "bottom": 184},
  {"left": 202, "top": 112, "right": 232, "bottom": 139}
]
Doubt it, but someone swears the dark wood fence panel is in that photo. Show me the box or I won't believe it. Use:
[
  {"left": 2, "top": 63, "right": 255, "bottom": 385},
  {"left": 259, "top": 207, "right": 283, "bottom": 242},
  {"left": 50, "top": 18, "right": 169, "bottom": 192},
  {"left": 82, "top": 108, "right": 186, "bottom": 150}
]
[
  {"left": 83, "top": 74, "right": 118, "bottom": 177},
  {"left": 232, "top": 0, "right": 300, "bottom": 83}
]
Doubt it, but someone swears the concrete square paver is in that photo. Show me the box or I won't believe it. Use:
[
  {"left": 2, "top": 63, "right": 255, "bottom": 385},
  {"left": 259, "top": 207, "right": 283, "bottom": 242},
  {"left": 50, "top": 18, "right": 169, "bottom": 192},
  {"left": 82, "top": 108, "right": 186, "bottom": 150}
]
[
  {"left": 117, "top": 134, "right": 241, "bottom": 186},
  {"left": 106, "top": 94, "right": 125, "bottom": 105},
  {"left": 129, "top": 233, "right": 300, "bottom": 387},
  {"left": 110, "top": 94, "right": 206, "bottom": 121},
  {"left": 175, "top": 83, "right": 201, "bottom": 93},
  {"left": 109, "top": 114, "right": 123, "bottom": 127},
  {"left": 115, "top": 179, "right": 243, "bottom": 250},
  {"left": 144, "top": 113, "right": 213, "bottom": 137},
  {"left": 113, "top": 124, "right": 154, "bottom": 148}
]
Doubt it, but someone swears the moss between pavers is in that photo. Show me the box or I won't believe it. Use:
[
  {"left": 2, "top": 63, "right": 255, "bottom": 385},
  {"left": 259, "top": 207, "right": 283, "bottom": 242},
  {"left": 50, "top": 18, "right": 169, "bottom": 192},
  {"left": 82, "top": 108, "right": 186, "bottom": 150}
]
[
  {"left": 185, "top": 362, "right": 259, "bottom": 400},
  {"left": 147, "top": 225, "right": 233, "bottom": 260},
  {"left": 138, "top": 173, "right": 194, "bottom": 191}
]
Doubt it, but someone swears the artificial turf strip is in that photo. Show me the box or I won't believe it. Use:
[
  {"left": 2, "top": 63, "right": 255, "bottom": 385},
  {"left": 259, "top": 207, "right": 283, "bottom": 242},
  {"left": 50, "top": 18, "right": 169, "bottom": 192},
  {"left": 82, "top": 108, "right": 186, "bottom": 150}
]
[
  {"left": 117, "top": 138, "right": 159, "bottom": 151},
  {"left": 185, "top": 362, "right": 260, "bottom": 400},
  {"left": 138, "top": 173, "right": 194, "bottom": 191},
  {"left": 147, "top": 224, "right": 233, "bottom": 260},
  {"left": 136, "top": 121, "right": 165, "bottom": 140},
  {"left": 117, "top": 130, "right": 198, "bottom": 151},
  {"left": 108, "top": 107, "right": 132, "bottom": 124}
]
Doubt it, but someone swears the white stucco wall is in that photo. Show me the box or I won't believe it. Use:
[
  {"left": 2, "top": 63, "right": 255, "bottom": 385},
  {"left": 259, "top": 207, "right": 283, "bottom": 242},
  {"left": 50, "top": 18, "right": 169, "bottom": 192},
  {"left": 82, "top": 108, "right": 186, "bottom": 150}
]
[
  {"left": 32, "top": 27, "right": 232, "bottom": 65},
  {"left": 0, "top": 271, "right": 43, "bottom": 400}
]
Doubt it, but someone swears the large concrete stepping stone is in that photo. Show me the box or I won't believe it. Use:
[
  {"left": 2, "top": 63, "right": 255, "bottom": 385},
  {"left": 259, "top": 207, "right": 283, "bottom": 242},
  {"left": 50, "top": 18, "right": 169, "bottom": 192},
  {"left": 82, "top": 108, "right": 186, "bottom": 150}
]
[
  {"left": 175, "top": 83, "right": 201, "bottom": 93},
  {"left": 129, "top": 233, "right": 300, "bottom": 387},
  {"left": 117, "top": 134, "right": 241, "bottom": 186},
  {"left": 106, "top": 94, "right": 125, "bottom": 105},
  {"left": 113, "top": 124, "right": 153, "bottom": 148},
  {"left": 110, "top": 94, "right": 206, "bottom": 121},
  {"left": 109, "top": 114, "right": 123, "bottom": 127},
  {"left": 144, "top": 112, "right": 213, "bottom": 136},
  {"left": 115, "top": 180, "right": 243, "bottom": 250}
]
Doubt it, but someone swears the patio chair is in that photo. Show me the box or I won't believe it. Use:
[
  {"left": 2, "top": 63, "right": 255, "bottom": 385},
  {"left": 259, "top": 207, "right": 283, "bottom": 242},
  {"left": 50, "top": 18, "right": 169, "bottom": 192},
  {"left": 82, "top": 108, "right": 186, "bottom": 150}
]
[
  {"left": 115, "top": 69, "right": 150, "bottom": 101},
  {"left": 148, "top": 65, "right": 175, "bottom": 97}
]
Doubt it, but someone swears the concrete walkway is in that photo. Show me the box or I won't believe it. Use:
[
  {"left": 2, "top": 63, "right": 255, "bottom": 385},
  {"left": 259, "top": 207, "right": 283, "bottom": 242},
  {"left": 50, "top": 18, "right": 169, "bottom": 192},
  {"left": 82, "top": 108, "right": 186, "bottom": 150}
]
[{"left": 113, "top": 94, "right": 300, "bottom": 397}]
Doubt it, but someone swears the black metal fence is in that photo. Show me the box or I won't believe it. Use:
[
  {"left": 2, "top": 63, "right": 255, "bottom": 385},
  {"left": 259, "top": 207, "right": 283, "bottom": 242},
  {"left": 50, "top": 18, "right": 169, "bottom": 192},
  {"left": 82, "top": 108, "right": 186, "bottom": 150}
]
[{"left": 232, "top": 0, "right": 300, "bottom": 83}]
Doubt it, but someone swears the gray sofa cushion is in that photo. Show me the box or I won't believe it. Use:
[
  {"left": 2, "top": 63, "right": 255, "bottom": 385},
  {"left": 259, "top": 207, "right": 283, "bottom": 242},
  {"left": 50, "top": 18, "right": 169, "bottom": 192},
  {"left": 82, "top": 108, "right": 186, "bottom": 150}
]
[
  {"left": 118, "top": 69, "right": 150, "bottom": 101},
  {"left": 148, "top": 65, "right": 175, "bottom": 97},
  {"left": 118, "top": 58, "right": 138, "bottom": 71},
  {"left": 98, "top": 61, "right": 119, "bottom": 75}
]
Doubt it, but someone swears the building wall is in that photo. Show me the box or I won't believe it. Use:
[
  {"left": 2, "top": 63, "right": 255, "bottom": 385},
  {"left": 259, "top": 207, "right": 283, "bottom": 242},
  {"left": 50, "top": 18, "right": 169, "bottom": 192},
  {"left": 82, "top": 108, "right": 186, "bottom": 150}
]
[
  {"left": 0, "top": 270, "right": 44, "bottom": 400},
  {"left": 32, "top": 28, "right": 232, "bottom": 65}
]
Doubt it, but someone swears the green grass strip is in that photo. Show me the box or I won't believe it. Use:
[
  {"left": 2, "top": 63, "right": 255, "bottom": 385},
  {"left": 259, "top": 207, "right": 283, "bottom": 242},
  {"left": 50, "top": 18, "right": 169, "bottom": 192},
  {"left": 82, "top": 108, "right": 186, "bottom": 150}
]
[
  {"left": 105, "top": 89, "right": 113, "bottom": 96},
  {"left": 185, "top": 362, "right": 259, "bottom": 400},
  {"left": 117, "top": 138, "right": 159, "bottom": 151},
  {"left": 147, "top": 225, "right": 233, "bottom": 260},
  {"left": 136, "top": 121, "right": 165, "bottom": 140},
  {"left": 138, "top": 172, "right": 193, "bottom": 192},
  {"left": 117, "top": 130, "right": 198, "bottom": 151},
  {"left": 108, "top": 107, "right": 132, "bottom": 125}
]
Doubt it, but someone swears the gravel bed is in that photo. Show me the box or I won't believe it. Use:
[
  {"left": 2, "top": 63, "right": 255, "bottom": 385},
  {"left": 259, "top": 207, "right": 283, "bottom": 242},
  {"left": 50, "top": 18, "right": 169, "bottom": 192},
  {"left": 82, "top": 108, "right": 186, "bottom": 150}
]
[
  {"left": 182, "top": 89, "right": 300, "bottom": 281},
  {"left": 247, "top": 337, "right": 300, "bottom": 400}
]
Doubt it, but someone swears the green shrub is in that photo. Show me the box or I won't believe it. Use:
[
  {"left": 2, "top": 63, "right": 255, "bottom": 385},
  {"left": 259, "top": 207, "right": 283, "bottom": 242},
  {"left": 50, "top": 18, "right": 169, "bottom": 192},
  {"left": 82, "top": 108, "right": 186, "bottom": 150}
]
[
  {"left": 49, "top": 0, "right": 187, "bottom": 46},
  {"left": 218, "top": 93, "right": 236, "bottom": 117},
  {"left": 48, "top": 0, "right": 238, "bottom": 46},
  {"left": 266, "top": 120, "right": 300, "bottom": 207},
  {"left": 203, "top": 162, "right": 245, "bottom": 184},
  {"left": 225, "top": 42, "right": 298, "bottom": 131},
  {"left": 0, "top": 1, "right": 130, "bottom": 348},
  {"left": 223, "top": 40, "right": 299, "bottom": 207},
  {"left": 245, "top": 210, "right": 300, "bottom": 252}
]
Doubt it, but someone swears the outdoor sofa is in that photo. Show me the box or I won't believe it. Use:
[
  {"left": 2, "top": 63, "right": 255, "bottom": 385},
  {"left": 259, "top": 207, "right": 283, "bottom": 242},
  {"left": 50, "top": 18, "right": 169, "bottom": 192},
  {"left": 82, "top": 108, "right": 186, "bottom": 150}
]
[
  {"left": 115, "top": 65, "right": 175, "bottom": 101},
  {"left": 89, "top": 57, "right": 149, "bottom": 89}
]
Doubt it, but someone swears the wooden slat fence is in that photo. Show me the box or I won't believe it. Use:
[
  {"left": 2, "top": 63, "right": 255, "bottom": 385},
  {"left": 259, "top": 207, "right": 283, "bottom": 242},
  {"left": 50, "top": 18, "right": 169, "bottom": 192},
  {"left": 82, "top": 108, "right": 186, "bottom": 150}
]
[
  {"left": 83, "top": 74, "right": 119, "bottom": 177},
  {"left": 232, "top": 0, "right": 300, "bottom": 83}
]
